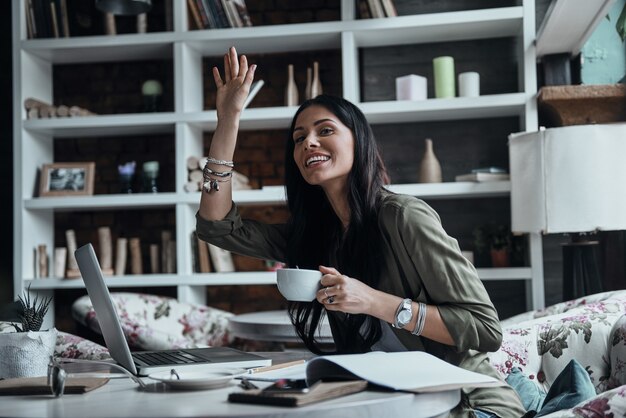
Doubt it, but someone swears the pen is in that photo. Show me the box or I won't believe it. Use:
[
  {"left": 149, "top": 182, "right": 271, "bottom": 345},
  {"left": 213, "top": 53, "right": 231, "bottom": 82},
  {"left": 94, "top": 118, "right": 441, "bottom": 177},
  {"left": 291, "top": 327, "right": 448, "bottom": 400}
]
[{"left": 247, "top": 359, "right": 306, "bottom": 374}]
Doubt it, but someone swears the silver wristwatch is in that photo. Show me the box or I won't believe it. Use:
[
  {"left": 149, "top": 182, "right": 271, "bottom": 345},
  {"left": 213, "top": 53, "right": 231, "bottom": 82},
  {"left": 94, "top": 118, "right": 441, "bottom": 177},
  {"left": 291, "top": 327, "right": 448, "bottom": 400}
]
[{"left": 392, "top": 298, "right": 413, "bottom": 329}]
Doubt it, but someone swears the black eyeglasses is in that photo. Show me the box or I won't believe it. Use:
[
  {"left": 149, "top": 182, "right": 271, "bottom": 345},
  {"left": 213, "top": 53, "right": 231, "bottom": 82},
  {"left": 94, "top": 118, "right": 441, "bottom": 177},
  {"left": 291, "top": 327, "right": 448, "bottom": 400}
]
[{"left": 47, "top": 356, "right": 146, "bottom": 397}]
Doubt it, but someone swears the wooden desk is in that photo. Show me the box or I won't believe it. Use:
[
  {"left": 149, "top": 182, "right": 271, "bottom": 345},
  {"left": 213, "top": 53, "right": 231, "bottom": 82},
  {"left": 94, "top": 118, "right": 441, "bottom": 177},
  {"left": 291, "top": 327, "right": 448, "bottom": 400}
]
[{"left": 0, "top": 377, "right": 460, "bottom": 418}]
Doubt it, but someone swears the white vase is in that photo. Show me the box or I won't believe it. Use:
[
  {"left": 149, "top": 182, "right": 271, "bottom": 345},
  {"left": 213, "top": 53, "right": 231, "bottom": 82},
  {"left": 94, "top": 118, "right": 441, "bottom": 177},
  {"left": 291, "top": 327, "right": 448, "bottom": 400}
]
[
  {"left": 0, "top": 328, "right": 58, "bottom": 378},
  {"left": 418, "top": 138, "right": 442, "bottom": 183},
  {"left": 284, "top": 64, "right": 299, "bottom": 106},
  {"left": 311, "top": 61, "right": 323, "bottom": 98}
]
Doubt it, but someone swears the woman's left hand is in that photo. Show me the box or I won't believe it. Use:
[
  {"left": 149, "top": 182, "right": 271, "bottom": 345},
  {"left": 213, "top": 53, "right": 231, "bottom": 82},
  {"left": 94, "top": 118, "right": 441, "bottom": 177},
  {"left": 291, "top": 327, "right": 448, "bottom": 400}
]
[{"left": 317, "top": 265, "right": 375, "bottom": 315}]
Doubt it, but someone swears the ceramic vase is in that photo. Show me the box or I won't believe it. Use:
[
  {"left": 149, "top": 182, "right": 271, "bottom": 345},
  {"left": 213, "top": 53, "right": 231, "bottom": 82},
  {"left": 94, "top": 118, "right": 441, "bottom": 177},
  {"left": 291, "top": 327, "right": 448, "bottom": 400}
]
[
  {"left": 284, "top": 64, "right": 299, "bottom": 106},
  {"left": 311, "top": 61, "right": 322, "bottom": 98},
  {"left": 418, "top": 138, "right": 442, "bottom": 183}
]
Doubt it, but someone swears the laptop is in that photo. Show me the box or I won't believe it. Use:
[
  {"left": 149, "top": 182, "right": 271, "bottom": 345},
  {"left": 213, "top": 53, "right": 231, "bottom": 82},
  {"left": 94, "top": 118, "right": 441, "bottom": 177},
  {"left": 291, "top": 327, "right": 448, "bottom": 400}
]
[{"left": 74, "top": 243, "right": 271, "bottom": 376}]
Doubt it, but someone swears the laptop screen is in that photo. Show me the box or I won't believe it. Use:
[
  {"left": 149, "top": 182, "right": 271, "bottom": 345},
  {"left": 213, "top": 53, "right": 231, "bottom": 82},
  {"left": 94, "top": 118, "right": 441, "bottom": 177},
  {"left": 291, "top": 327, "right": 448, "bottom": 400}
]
[{"left": 75, "top": 243, "right": 138, "bottom": 375}]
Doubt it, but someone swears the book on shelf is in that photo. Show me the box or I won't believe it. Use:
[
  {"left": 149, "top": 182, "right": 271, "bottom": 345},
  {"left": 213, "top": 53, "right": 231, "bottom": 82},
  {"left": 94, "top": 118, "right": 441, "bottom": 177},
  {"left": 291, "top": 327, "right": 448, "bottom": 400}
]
[
  {"left": 357, "top": 0, "right": 371, "bottom": 19},
  {"left": 223, "top": 0, "right": 243, "bottom": 27},
  {"left": 454, "top": 172, "right": 510, "bottom": 182},
  {"left": 59, "top": 0, "right": 70, "bottom": 37},
  {"left": 207, "top": 244, "right": 235, "bottom": 272},
  {"left": 197, "top": 236, "right": 212, "bottom": 273},
  {"left": 196, "top": 0, "right": 216, "bottom": 29},
  {"left": 211, "top": 0, "right": 230, "bottom": 28},
  {"left": 231, "top": 0, "right": 252, "bottom": 27},
  {"left": 367, "top": 0, "right": 386, "bottom": 19},
  {"left": 187, "top": 0, "right": 204, "bottom": 30},
  {"left": 381, "top": 0, "right": 398, "bottom": 17}
]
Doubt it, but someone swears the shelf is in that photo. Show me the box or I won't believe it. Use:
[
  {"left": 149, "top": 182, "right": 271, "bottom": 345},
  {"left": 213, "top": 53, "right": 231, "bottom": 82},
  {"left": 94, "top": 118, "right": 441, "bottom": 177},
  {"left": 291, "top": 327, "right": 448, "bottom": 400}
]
[
  {"left": 183, "top": 107, "right": 296, "bottom": 131},
  {"left": 360, "top": 94, "right": 527, "bottom": 124},
  {"left": 25, "top": 272, "right": 277, "bottom": 289},
  {"left": 477, "top": 268, "right": 532, "bottom": 281},
  {"left": 21, "top": 33, "right": 175, "bottom": 63},
  {"left": 351, "top": 7, "right": 524, "bottom": 47},
  {"left": 185, "top": 21, "right": 344, "bottom": 55},
  {"left": 24, "top": 113, "right": 178, "bottom": 138},
  {"left": 24, "top": 193, "right": 179, "bottom": 211},
  {"left": 13, "top": 0, "right": 545, "bottom": 317},
  {"left": 26, "top": 182, "right": 508, "bottom": 213},
  {"left": 19, "top": 7, "right": 522, "bottom": 62},
  {"left": 22, "top": 95, "right": 526, "bottom": 137},
  {"left": 387, "top": 182, "right": 511, "bottom": 199},
  {"left": 180, "top": 182, "right": 510, "bottom": 207},
  {"left": 25, "top": 269, "right": 529, "bottom": 289}
]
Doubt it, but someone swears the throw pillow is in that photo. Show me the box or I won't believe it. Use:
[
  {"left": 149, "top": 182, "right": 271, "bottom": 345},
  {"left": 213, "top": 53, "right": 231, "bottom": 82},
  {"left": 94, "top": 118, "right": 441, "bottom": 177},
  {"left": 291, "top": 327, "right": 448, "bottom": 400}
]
[
  {"left": 535, "top": 359, "right": 596, "bottom": 417},
  {"left": 505, "top": 368, "right": 547, "bottom": 412}
]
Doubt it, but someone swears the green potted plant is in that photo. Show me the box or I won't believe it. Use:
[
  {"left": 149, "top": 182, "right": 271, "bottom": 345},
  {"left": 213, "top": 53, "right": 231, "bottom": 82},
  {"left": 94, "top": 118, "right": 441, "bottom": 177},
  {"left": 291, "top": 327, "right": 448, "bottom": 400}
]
[
  {"left": 473, "top": 224, "right": 512, "bottom": 268},
  {"left": 0, "top": 287, "right": 56, "bottom": 379}
]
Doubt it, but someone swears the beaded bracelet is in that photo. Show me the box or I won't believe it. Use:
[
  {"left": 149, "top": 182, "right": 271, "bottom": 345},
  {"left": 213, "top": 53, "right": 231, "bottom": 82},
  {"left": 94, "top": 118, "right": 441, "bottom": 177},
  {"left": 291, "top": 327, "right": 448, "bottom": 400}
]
[
  {"left": 206, "top": 157, "right": 234, "bottom": 168},
  {"left": 411, "top": 302, "right": 427, "bottom": 336}
]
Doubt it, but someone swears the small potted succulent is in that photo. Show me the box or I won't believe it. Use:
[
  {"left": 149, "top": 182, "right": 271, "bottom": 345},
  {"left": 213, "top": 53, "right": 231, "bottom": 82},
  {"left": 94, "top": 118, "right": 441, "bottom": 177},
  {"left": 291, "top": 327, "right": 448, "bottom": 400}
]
[
  {"left": 0, "top": 287, "right": 56, "bottom": 379},
  {"left": 473, "top": 224, "right": 512, "bottom": 268}
]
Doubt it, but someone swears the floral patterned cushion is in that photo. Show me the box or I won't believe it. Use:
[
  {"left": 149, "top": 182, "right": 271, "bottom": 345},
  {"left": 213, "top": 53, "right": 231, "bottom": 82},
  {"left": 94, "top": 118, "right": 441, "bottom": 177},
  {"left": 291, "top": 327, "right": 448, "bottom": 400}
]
[
  {"left": 490, "top": 290, "right": 626, "bottom": 415},
  {"left": 54, "top": 331, "right": 110, "bottom": 360},
  {"left": 0, "top": 321, "right": 110, "bottom": 361},
  {"left": 538, "top": 384, "right": 626, "bottom": 417},
  {"left": 72, "top": 292, "right": 234, "bottom": 351},
  {"left": 501, "top": 290, "right": 626, "bottom": 328}
]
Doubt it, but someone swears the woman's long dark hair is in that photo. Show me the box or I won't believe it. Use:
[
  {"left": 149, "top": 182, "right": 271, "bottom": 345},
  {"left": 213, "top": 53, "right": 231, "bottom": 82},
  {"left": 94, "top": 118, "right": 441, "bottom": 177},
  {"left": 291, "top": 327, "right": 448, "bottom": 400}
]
[{"left": 284, "top": 95, "right": 389, "bottom": 354}]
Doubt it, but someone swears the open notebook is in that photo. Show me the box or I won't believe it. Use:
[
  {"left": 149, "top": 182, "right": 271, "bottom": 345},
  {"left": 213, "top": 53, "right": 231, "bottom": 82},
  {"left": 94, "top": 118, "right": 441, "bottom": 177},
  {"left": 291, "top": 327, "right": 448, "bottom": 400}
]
[
  {"left": 248, "top": 351, "right": 503, "bottom": 392},
  {"left": 75, "top": 243, "right": 270, "bottom": 376}
]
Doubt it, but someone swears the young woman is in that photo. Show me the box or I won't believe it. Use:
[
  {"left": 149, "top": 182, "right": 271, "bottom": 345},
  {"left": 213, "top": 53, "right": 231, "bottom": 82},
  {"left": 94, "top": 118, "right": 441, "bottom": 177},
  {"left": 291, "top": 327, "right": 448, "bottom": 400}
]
[{"left": 196, "top": 47, "right": 525, "bottom": 418}]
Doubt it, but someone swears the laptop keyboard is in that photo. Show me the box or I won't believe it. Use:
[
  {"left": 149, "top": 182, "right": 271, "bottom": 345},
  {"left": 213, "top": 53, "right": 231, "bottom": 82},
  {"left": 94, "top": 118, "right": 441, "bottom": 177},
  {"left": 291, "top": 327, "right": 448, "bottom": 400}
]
[{"left": 133, "top": 351, "right": 207, "bottom": 366}]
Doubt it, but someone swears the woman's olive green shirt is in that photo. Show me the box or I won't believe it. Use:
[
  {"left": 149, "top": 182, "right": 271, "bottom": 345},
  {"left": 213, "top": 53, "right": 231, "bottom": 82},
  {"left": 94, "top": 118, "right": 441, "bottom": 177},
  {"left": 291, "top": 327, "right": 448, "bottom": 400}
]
[{"left": 196, "top": 193, "right": 525, "bottom": 418}]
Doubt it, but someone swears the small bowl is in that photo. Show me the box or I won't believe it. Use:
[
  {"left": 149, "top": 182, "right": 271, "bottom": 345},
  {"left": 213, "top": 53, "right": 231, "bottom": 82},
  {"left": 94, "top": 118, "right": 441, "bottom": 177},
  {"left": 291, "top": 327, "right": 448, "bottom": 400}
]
[{"left": 276, "top": 268, "right": 322, "bottom": 302}]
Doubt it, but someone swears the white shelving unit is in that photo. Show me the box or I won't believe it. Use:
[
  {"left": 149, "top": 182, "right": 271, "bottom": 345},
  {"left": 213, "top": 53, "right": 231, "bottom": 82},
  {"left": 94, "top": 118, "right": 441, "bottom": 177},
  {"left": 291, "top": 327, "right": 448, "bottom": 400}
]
[{"left": 12, "top": 0, "right": 544, "bottom": 328}]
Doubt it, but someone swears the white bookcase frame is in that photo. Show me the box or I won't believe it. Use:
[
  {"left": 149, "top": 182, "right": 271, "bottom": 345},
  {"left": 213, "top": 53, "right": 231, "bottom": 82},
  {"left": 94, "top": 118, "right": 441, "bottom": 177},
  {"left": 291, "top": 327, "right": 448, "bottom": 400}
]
[{"left": 12, "top": 0, "right": 544, "bottom": 329}]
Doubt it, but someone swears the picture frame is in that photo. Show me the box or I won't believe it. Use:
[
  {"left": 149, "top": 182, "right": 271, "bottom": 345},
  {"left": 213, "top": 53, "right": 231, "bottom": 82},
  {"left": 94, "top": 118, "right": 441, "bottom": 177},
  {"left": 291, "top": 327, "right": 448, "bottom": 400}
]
[{"left": 39, "top": 162, "right": 95, "bottom": 197}]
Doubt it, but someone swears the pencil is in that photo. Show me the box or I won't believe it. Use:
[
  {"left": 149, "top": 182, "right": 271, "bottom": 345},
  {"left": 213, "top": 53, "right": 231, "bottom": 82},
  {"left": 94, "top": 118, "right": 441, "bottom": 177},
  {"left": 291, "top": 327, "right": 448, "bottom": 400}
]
[{"left": 247, "top": 359, "right": 306, "bottom": 374}]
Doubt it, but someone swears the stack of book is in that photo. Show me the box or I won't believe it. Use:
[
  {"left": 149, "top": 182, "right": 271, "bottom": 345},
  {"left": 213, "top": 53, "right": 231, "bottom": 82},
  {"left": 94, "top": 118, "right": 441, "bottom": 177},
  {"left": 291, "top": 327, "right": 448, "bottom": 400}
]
[
  {"left": 187, "top": 0, "right": 252, "bottom": 30},
  {"left": 25, "top": 0, "right": 71, "bottom": 39},
  {"left": 455, "top": 167, "right": 510, "bottom": 182},
  {"left": 358, "top": 0, "right": 398, "bottom": 19}
]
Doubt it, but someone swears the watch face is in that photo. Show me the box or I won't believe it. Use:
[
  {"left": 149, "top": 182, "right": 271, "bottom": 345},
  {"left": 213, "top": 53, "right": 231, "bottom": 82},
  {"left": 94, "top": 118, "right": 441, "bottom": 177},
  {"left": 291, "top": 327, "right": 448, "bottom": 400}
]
[{"left": 398, "top": 310, "right": 412, "bottom": 324}]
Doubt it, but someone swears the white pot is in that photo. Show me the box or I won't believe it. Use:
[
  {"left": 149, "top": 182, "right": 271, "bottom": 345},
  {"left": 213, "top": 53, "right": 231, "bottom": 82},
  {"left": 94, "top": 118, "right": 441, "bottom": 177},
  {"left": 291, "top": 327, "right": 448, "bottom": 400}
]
[{"left": 0, "top": 328, "right": 58, "bottom": 378}]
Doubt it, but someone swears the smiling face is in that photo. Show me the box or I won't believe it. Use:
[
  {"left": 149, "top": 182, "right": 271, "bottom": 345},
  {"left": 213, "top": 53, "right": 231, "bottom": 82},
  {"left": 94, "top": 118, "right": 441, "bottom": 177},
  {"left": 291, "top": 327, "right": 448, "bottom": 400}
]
[{"left": 291, "top": 105, "right": 356, "bottom": 193}]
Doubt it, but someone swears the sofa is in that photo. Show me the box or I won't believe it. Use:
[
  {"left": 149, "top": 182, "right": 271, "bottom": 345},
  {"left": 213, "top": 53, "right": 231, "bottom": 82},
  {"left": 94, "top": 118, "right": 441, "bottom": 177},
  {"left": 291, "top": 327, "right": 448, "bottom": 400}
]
[
  {"left": 72, "top": 292, "right": 234, "bottom": 351},
  {"left": 490, "top": 290, "right": 626, "bottom": 417}
]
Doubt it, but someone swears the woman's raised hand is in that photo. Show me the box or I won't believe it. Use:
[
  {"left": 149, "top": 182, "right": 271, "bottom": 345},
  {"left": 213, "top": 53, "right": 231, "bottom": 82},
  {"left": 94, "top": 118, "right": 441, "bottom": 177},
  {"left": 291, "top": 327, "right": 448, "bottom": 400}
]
[{"left": 212, "top": 46, "right": 257, "bottom": 119}]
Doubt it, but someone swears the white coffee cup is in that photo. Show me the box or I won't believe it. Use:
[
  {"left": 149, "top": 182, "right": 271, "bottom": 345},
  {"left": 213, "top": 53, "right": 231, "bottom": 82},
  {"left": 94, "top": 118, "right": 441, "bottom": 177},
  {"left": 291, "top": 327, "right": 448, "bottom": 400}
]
[{"left": 276, "top": 268, "right": 322, "bottom": 302}]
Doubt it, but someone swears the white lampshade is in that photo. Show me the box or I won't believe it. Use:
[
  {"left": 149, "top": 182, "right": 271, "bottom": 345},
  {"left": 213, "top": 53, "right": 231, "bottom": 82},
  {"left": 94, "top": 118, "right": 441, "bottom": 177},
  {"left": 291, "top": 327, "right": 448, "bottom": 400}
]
[{"left": 509, "top": 123, "right": 626, "bottom": 234}]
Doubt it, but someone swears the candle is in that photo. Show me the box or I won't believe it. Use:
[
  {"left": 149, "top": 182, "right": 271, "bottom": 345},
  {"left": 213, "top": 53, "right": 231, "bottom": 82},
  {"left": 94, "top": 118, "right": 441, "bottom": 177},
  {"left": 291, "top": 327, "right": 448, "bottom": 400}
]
[
  {"left": 458, "top": 72, "right": 480, "bottom": 97},
  {"left": 433, "top": 56, "right": 455, "bottom": 98}
]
